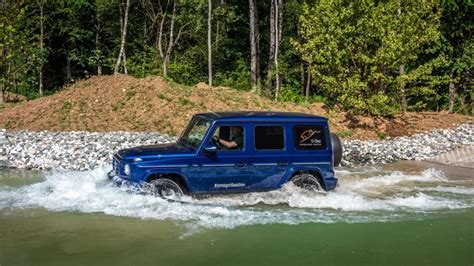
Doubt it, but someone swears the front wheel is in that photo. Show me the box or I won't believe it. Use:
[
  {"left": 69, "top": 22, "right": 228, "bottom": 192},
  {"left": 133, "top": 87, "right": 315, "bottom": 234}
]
[
  {"left": 291, "top": 174, "right": 322, "bottom": 191},
  {"left": 150, "top": 178, "right": 185, "bottom": 198}
]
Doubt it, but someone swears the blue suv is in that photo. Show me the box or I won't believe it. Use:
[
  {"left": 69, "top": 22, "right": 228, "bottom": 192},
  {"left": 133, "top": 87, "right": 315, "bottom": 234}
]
[{"left": 108, "top": 112, "right": 342, "bottom": 197}]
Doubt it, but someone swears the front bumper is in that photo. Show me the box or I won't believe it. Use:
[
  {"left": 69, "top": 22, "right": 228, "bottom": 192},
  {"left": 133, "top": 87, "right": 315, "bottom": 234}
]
[{"left": 107, "top": 170, "right": 144, "bottom": 189}]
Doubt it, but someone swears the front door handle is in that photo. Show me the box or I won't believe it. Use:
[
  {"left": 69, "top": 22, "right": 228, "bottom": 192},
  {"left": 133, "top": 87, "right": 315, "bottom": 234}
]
[
  {"left": 277, "top": 162, "right": 289, "bottom": 166},
  {"left": 235, "top": 163, "right": 247, "bottom": 167}
]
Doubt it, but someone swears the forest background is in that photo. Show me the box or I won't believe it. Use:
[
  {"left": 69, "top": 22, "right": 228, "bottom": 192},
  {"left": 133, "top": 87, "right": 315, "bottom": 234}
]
[{"left": 0, "top": 0, "right": 472, "bottom": 116}]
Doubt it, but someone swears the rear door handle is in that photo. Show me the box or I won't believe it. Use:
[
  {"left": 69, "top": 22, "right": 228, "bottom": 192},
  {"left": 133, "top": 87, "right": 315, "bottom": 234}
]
[
  {"left": 277, "top": 162, "right": 289, "bottom": 166},
  {"left": 235, "top": 163, "right": 247, "bottom": 167}
]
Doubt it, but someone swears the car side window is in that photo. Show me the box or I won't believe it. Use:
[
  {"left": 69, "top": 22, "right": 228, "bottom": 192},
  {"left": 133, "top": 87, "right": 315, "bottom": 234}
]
[
  {"left": 293, "top": 125, "right": 326, "bottom": 150},
  {"left": 210, "top": 125, "right": 244, "bottom": 151},
  {"left": 254, "top": 126, "right": 284, "bottom": 150}
]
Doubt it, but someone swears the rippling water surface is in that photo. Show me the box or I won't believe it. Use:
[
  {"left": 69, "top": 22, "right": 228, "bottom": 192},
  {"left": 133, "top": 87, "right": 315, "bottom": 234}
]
[
  {"left": 0, "top": 162, "right": 473, "bottom": 265},
  {"left": 1, "top": 163, "right": 472, "bottom": 232}
]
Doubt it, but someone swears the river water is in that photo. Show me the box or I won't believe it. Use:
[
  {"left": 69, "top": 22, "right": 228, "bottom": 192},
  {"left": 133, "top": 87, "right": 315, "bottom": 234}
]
[{"left": 0, "top": 161, "right": 473, "bottom": 265}]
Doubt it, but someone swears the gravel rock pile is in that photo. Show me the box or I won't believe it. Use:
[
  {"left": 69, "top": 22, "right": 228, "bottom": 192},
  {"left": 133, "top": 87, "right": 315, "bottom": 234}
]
[
  {"left": 341, "top": 123, "right": 474, "bottom": 166},
  {"left": 1, "top": 122, "right": 472, "bottom": 171},
  {"left": 4, "top": 131, "right": 175, "bottom": 170},
  {"left": 0, "top": 129, "right": 8, "bottom": 168}
]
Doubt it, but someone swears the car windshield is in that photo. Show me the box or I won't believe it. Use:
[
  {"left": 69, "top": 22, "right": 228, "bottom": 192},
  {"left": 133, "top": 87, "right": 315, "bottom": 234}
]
[{"left": 178, "top": 117, "right": 211, "bottom": 149}]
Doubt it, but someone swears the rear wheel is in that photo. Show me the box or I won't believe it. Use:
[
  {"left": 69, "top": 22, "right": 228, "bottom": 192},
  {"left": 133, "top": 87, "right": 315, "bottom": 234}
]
[
  {"left": 150, "top": 178, "right": 185, "bottom": 198},
  {"left": 291, "top": 174, "right": 322, "bottom": 191}
]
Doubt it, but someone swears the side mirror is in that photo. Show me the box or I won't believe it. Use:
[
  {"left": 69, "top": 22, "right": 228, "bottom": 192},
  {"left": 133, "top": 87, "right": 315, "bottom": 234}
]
[{"left": 203, "top": 144, "right": 218, "bottom": 155}]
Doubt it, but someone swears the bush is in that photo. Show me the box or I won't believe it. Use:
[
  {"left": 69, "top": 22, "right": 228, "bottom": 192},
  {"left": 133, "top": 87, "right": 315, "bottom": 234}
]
[{"left": 214, "top": 57, "right": 251, "bottom": 91}]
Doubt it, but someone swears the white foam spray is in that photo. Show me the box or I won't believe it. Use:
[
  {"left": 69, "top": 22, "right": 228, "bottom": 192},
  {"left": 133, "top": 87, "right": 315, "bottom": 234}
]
[{"left": 0, "top": 165, "right": 472, "bottom": 231}]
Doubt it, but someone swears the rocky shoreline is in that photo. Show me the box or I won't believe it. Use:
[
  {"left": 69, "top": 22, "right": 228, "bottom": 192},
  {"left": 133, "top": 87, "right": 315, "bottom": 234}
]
[
  {"left": 0, "top": 123, "right": 473, "bottom": 171},
  {"left": 1, "top": 131, "right": 175, "bottom": 171},
  {"left": 341, "top": 123, "right": 473, "bottom": 166}
]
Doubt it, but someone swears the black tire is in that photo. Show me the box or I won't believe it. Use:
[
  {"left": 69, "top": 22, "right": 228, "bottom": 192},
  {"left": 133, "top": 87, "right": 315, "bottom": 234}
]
[
  {"left": 150, "top": 178, "right": 185, "bottom": 198},
  {"left": 291, "top": 174, "right": 322, "bottom": 191},
  {"left": 330, "top": 133, "right": 343, "bottom": 166}
]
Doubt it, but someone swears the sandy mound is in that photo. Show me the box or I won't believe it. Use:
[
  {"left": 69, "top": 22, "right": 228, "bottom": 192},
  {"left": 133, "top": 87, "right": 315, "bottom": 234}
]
[{"left": 0, "top": 75, "right": 471, "bottom": 139}]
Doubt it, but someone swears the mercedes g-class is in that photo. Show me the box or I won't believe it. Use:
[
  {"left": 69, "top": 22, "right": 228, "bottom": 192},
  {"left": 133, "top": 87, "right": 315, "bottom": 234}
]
[{"left": 108, "top": 112, "right": 342, "bottom": 197}]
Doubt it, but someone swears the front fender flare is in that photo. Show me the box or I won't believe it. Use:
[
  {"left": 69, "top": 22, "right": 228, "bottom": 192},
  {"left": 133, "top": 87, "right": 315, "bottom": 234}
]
[{"left": 139, "top": 168, "right": 190, "bottom": 190}]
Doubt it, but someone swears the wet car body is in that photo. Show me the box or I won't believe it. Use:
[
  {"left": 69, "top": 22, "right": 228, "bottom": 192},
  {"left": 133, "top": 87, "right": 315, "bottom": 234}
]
[{"left": 109, "top": 112, "right": 339, "bottom": 194}]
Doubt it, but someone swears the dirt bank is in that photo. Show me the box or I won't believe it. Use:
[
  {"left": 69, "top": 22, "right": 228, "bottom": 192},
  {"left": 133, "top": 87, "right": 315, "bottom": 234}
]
[{"left": 0, "top": 75, "right": 471, "bottom": 139}]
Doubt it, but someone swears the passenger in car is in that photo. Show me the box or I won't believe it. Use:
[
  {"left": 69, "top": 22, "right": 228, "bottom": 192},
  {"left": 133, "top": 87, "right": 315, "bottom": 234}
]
[{"left": 217, "top": 126, "right": 243, "bottom": 150}]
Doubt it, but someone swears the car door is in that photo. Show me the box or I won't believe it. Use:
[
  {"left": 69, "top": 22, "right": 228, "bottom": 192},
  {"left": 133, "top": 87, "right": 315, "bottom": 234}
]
[
  {"left": 196, "top": 123, "right": 251, "bottom": 193},
  {"left": 247, "top": 124, "right": 291, "bottom": 190}
]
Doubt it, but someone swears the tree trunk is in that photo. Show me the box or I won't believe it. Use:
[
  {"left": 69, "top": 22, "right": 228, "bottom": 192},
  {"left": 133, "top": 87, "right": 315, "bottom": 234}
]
[
  {"left": 114, "top": 0, "right": 130, "bottom": 75},
  {"left": 249, "top": 0, "right": 260, "bottom": 92},
  {"left": 95, "top": 5, "right": 102, "bottom": 76},
  {"left": 216, "top": 0, "right": 224, "bottom": 50},
  {"left": 37, "top": 0, "right": 45, "bottom": 97},
  {"left": 274, "top": 0, "right": 282, "bottom": 101},
  {"left": 0, "top": 47, "right": 4, "bottom": 103},
  {"left": 300, "top": 63, "right": 305, "bottom": 96},
  {"left": 155, "top": 0, "right": 187, "bottom": 79},
  {"left": 66, "top": 49, "right": 72, "bottom": 82},
  {"left": 255, "top": 0, "right": 260, "bottom": 90},
  {"left": 305, "top": 64, "right": 311, "bottom": 98},
  {"left": 163, "top": 0, "right": 177, "bottom": 78},
  {"left": 142, "top": 18, "right": 147, "bottom": 77},
  {"left": 0, "top": 74, "right": 4, "bottom": 104},
  {"left": 448, "top": 81, "right": 456, "bottom": 113},
  {"left": 297, "top": 21, "right": 305, "bottom": 97},
  {"left": 156, "top": 0, "right": 168, "bottom": 61},
  {"left": 266, "top": 0, "right": 275, "bottom": 97},
  {"left": 208, "top": 0, "right": 212, "bottom": 86},
  {"left": 123, "top": 47, "right": 128, "bottom": 75},
  {"left": 399, "top": 63, "right": 407, "bottom": 113},
  {"left": 397, "top": 1, "right": 407, "bottom": 113}
]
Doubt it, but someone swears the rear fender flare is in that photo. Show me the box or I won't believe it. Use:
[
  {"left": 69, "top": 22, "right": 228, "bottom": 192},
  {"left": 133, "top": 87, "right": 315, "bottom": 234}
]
[{"left": 279, "top": 166, "right": 324, "bottom": 187}]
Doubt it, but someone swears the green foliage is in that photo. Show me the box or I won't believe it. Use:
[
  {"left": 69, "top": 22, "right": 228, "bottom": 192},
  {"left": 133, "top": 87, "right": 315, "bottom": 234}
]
[
  {"left": 0, "top": 1, "right": 40, "bottom": 100},
  {"left": 178, "top": 97, "right": 192, "bottom": 106},
  {"left": 336, "top": 130, "right": 353, "bottom": 138},
  {"left": 111, "top": 100, "right": 125, "bottom": 112},
  {"left": 377, "top": 131, "right": 387, "bottom": 140},
  {"left": 279, "top": 86, "right": 326, "bottom": 104},
  {"left": 127, "top": 45, "right": 163, "bottom": 78},
  {"left": 436, "top": 0, "right": 473, "bottom": 113},
  {"left": 157, "top": 92, "right": 171, "bottom": 102},
  {"left": 126, "top": 87, "right": 136, "bottom": 99},
  {"left": 0, "top": 0, "right": 471, "bottom": 115},
  {"left": 214, "top": 57, "right": 252, "bottom": 91},
  {"left": 295, "top": 0, "right": 443, "bottom": 115},
  {"left": 58, "top": 101, "right": 73, "bottom": 114}
]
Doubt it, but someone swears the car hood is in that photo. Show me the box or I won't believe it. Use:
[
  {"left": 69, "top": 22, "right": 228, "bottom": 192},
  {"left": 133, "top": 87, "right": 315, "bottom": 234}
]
[{"left": 117, "top": 143, "right": 195, "bottom": 160}]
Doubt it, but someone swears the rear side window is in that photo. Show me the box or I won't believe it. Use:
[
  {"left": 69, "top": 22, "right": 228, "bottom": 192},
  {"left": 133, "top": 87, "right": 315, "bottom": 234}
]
[
  {"left": 254, "top": 126, "right": 284, "bottom": 150},
  {"left": 293, "top": 125, "right": 326, "bottom": 150}
]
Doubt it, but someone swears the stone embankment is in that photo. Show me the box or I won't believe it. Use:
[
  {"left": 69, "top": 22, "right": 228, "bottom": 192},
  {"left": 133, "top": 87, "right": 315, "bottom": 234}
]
[
  {"left": 0, "top": 123, "right": 472, "bottom": 171},
  {"left": 341, "top": 123, "right": 473, "bottom": 166}
]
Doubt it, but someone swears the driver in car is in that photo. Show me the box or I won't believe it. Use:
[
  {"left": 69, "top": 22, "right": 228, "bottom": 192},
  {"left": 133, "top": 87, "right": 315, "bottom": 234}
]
[{"left": 215, "top": 126, "right": 243, "bottom": 150}]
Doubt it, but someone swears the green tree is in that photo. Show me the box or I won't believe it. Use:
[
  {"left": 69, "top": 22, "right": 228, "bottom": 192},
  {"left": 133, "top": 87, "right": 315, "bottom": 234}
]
[
  {"left": 438, "top": 0, "right": 473, "bottom": 113},
  {"left": 295, "top": 0, "right": 441, "bottom": 115},
  {"left": 0, "top": 0, "right": 40, "bottom": 102}
]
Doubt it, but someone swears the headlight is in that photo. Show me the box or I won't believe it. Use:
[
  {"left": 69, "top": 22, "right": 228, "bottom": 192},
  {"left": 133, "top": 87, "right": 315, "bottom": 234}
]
[{"left": 124, "top": 164, "right": 131, "bottom": 175}]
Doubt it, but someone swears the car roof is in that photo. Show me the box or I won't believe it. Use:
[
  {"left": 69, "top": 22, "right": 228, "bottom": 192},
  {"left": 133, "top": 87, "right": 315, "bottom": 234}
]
[{"left": 196, "top": 111, "right": 327, "bottom": 122}]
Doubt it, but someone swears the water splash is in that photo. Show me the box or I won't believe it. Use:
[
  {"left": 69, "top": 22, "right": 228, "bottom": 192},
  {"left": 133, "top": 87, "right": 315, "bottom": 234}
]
[{"left": 0, "top": 165, "right": 472, "bottom": 231}]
